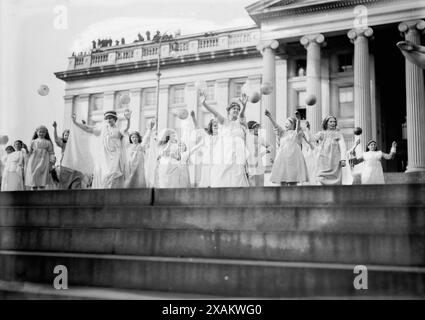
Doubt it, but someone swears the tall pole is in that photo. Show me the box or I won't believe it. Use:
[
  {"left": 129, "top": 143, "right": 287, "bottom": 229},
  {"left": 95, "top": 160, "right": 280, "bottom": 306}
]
[{"left": 155, "top": 36, "right": 164, "bottom": 132}]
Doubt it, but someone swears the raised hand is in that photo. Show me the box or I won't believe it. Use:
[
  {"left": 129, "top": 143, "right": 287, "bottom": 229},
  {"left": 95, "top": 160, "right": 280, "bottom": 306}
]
[
  {"left": 199, "top": 91, "right": 207, "bottom": 104},
  {"left": 71, "top": 114, "right": 77, "bottom": 122},
  {"left": 149, "top": 118, "right": 156, "bottom": 129},
  {"left": 265, "top": 109, "right": 272, "bottom": 118},
  {"left": 239, "top": 93, "right": 248, "bottom": 107},
  {"left": 52, "top": 121, "right": 57, "bottom": 128},
  {"left": 124, "top": 109, "right": 132, "bottom": 120},
  {"left": 294, "top": 111, "right": 301, "bottom": 121},
  {"left": 190, "top": 110, "right": 196, "bottom": 118},
  {"left": 392, "top": 141, "right": 397, "bottom": 149}
]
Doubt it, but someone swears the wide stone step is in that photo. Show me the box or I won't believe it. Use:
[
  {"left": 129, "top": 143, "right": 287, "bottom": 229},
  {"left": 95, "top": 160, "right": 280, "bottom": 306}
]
[
  {"left": 0, "top": 280, "right": 220, "bottom": 300},
  {"left": 1, "top": 184, "right": 424, "bottom": 207},
  {"left": 1, "top": 251, "right": 424, "bottom": 298},
  {"left": 1, "top": 206, "right": 424, "bottom": 235},
  {"left": 1, "top": 227, "right": 424, "bottom": 266}
]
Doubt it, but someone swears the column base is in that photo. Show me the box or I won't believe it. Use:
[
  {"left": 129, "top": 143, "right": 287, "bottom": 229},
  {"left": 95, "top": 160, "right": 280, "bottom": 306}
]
[{"left": 405, "top": 166, "right": 425, "bottom": 173}]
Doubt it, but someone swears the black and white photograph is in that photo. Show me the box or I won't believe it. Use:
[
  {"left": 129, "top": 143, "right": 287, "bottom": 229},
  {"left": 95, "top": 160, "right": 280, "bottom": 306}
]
[{"left": 0, "top": 0, "right": 425, "bottom": 307}]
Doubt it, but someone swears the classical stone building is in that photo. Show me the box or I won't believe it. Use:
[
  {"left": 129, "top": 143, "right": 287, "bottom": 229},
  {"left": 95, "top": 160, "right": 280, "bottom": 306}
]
[{"left": 55, "top": 0, "right": 425, "bottom": 175}]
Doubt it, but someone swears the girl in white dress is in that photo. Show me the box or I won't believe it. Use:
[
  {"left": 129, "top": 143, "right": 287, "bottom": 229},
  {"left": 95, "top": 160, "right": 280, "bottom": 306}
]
[
  {"left": 1, "top": 146, "right": 24, "bottom": 191},
  {"left": 157, "top": 129, "right": 202, "bottom": 188},
  {"left": 301, "top": 121, "right": 319, "bottom": 185},
  {"left": 200, "top": 92, "right": 249, "bottom": 188},
  {"left": 124, "top": 120, "right": 155, "bottom": 188},
  {"left": 246, "top": 121, "right": 272, "bottom": 187},
  {"left": 355, "top": 140, "right": 397, "bottom": 184},
  {"left": 193, "top": 116, "right": 220, "bottom": 188},
  {"left": 71, "top": 110, "right": 131, "bottom": 189},
  {"left": 266, "top": 110, "right": 308, "bottom": 186},
  {"left": 25, "top": 126, "right": 56, "bottom": 190}
]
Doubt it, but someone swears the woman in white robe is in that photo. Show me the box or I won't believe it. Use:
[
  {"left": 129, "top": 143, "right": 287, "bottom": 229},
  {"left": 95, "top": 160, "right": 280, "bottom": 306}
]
[
  {"left": 314, "top": 116, "right": 352, "bottom": 185},
  {"left": 266, "top": 111, "right": 308, "bottom": 186},
  {"left": 354, "top": 140, "right": 397, "bottom": 184},
  {"left": 70, "top": 110, "right": 131, "bottom": 189},
  {"left": 195, "top": 118, "right": 220, "bottom": 188},
  {"left": 200, "top": 92, "right": 249, "bottom": 188},
  {"left": 1, "top": 146, "right": 24, "bottom": 191},
  {"left": 124, "top": 120, "right": 155, "bottom": 188}
]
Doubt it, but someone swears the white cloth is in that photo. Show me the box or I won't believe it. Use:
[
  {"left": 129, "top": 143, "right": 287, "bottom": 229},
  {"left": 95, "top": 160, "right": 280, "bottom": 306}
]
[
  {"left": 361, "top": 151, "right": 385, "bottom": 184},
  {"left": 270, "top": 130, "right": 308, "bottom": 184},
  {"left": 1, "top": 151, "right": 24, "bottom": 191},
  {"left": 246, "top": 133, "right": 268, "bottom": 176},
  {"left": 157, "top": 142, "right": 190, "bottom": 188},
  {"left": 210, "top": 119, "right": 249, "bottom": 188},
  {"left": 62, "top": 122, "right": 128, "bottom": 189}
]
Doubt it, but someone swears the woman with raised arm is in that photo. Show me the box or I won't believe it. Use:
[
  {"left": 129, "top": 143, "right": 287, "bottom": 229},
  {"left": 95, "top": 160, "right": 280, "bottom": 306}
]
[
  {"left": 71, "top": 109, "right": 131, "bottom": 189},
  {"left": 353, "top": 140, "right": 397, "bottom": 184},
  {"left": 200, "top": 91, "right": 249, "bottom": 187},
  {"left": 124, "top": 119, "right": 156, "bottom": 188},
  {"left": 52, "top": 121, "right": 85, "bottom": 189},
  {"left": 265, "top": 110, "right": 308, "bottom": 186},
  {"left": 314, "top": 116, "right": 350, "bottom": 185},
  {"left": 190, "top": 110, "right": 220, "bottom": 188}
]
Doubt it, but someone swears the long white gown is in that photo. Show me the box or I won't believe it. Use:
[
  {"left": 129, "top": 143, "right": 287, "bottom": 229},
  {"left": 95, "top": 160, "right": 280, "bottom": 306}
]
[
  {"left": 124, "top": 143, "right": 147, "bottom": 188},
  {"left": 210, "top": 119, "right": 249, "bottom": 188},
  {"left": 1, "top": 151, "right": 24, "bottom": 191},
  {"left": 270, "top": 129, "right": 308, "bottom": 184},
  {"left": 157, "top": 142, "right": 191, "bottom": 188},
  {"left": 92, "top": 124, "right": 127, "bottom": 189},
  {"left": 361, "top": 151, "right": 385, "bottom": 184},
  {"left": 315, "top": 130, "right": 352, "bottom": 185},
  {"left": 198, "top": 131, "right": 219, "bottom": 188}
]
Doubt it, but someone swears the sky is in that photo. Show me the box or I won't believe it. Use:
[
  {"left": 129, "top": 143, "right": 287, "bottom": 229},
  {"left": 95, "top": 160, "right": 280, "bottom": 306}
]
[{"left": 0, "top": 0, "right": 258, "bottom": 146}]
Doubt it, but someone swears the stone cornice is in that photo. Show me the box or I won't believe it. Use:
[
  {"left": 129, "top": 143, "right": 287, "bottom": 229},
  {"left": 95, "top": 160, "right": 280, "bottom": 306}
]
[
  {"left": 55, "top": 47, "right": 260, "bottom": 82},
  {"left": 248, "top": 0, "right": 385, "bottom": 24}
]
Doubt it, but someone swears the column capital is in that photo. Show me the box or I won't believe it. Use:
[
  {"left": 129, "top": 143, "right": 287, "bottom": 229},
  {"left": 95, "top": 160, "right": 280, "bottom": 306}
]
[
  {"left": 347, "top": 27, "right": 374, "bottom": 43},
  {"left": 398, "top": 20, "right": 425, "bottom": 35},
  {"left": 63, "top": 94, "right": 74, "bottom": 101},
  {"left": 300, "top": 34, "right": 325, "bottom": 48},
  {"left": 256, "top": 40, "right": 279, "bottom": 53}
]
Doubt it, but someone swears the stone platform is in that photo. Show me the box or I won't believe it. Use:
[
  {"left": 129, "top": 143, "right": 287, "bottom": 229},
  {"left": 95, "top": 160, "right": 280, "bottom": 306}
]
[{"left": 0, "top": 184, "right": 424, "bottom": 299}]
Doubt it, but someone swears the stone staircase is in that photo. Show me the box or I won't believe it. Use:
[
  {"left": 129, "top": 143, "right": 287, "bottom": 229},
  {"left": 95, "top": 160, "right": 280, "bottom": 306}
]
[{"left": 0, "top": 185, "right": 424, "bottom": 299}]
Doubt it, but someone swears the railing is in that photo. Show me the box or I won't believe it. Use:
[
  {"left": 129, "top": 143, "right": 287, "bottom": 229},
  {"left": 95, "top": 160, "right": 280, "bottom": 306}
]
[
  {"left": 173, "top": 41, "right": 189, "bottom": 53},
  {"left": 198, "top": 38, "right": 219, "bottom": 51},
  {"left": 229, "top": 32, "right": 254, "bottom": 47},
  {"left": 116, "top": 49, "right": 134, "bottom": 61},
  {"left": 91, "top": 53, "right": 109, "bottom": 66},
  {"left": 75, "top": 56, "right": 85, "bottom": 66},
  {"left": 142, "top": 46, "right": 158, "bottom": 58},
  {"left": 67, "top": 28, "right": 260, "bottom": 70}
]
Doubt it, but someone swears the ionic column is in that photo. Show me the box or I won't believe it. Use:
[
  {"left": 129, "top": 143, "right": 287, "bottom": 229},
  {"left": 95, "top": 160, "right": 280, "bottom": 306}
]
[
  {"left": 399, "top": 20, "right": 425, "bottom": 172},
  {"left": 348, "top": 27, "right": 374, "bottom": 145},
  {"left": 300, "top": 34, "right": 325, "bottom": 134},
  {"left": 258, "top": 40, "right": 279, "bottom": 164}
]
